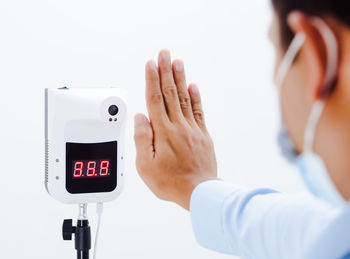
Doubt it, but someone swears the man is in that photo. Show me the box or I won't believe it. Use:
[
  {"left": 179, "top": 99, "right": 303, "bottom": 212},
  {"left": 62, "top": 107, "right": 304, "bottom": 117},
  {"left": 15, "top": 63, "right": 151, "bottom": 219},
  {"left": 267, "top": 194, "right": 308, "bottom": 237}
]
[{"left": 134, "top": 0, "right": 350, "bottom": 258}]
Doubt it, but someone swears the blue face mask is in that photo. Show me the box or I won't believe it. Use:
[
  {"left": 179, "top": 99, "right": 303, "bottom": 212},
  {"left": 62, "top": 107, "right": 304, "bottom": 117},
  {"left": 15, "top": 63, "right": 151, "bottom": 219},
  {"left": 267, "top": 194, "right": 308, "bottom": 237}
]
[{"left": 276, "top": 18, "right": 345, "bottom": 206}]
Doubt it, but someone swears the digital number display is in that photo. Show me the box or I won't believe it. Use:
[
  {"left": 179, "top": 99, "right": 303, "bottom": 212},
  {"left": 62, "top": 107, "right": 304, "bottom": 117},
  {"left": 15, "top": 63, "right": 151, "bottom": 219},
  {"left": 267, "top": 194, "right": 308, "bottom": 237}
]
[
  {"left": 66, "top": 141, "right": 117, "bottom": 194},
  {"left": 73, "top": 160, "right": 111, "bottom": 178}
]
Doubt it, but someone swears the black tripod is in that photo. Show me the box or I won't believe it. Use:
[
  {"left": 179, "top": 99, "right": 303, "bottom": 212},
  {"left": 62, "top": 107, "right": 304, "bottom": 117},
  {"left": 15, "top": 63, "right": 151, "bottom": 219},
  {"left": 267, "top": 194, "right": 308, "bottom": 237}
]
[{"left": 62, "top": 204, "right": 92, "bottom": 259}]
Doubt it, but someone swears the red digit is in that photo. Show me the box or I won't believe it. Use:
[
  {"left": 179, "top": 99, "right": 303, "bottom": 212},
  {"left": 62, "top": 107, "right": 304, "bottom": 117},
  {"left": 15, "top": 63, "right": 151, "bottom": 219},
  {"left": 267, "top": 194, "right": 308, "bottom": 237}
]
[
  {"left": 73, "top": 162, "right": 83, "bottom": 178},
  {"left": 87, "top": 161, "right": 96, "bottom": 177},
  {"left": 100, "top": 160, "right": 109, "bottom": 176}
]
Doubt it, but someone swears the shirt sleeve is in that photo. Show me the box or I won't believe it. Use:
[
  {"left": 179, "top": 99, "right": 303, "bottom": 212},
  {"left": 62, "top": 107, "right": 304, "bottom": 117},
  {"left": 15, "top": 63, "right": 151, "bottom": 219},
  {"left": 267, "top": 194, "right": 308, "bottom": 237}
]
[{"left": 190, "top": 180, "right": 339, "bottom": 259}]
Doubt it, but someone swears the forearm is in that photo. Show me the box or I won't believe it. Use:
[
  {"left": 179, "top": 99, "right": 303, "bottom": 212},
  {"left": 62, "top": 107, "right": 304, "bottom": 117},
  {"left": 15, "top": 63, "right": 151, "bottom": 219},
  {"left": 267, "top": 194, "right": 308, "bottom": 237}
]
[{"left": 190, "top": 180, "right": 336, "bottom": 259}]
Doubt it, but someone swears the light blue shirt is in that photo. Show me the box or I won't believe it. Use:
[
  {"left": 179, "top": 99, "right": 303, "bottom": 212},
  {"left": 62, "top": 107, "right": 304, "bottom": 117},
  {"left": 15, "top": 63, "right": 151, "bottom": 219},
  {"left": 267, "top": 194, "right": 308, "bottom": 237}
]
[{"left": 190, "top": 180, "right": 350, "bottom": 259}]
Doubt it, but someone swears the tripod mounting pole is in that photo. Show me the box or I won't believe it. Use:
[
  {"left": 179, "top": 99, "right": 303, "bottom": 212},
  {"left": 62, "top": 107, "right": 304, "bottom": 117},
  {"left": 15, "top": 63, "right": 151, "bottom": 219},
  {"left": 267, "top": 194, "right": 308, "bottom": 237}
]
[{"left": 62, "top": 204, "right": 91, "bottom": 259}]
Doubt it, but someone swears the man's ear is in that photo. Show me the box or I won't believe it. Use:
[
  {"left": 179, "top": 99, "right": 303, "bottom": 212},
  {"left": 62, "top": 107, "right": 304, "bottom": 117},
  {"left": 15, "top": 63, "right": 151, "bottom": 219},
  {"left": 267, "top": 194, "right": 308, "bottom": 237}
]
[{"left": 287, "top": 11, "right": 328, "bottom": 101}]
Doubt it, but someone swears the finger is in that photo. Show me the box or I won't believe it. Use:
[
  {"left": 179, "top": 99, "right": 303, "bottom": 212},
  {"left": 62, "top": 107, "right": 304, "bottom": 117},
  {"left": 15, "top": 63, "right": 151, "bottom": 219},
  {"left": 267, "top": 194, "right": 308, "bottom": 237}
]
[
  {"left": 172, "top": 59, "right": 194, "bottom": 122},
  {"left": 158, "top": 50, "right": 182, "bottom": 121},
  {"left": 145, "top": 60, "right": 169, "bottom": 127},
  {"left": 134, "top": 114, "right": 154, "bottom": 160},
  {"left": 189, "top": 83, "right": 207, "bottom": 131}
]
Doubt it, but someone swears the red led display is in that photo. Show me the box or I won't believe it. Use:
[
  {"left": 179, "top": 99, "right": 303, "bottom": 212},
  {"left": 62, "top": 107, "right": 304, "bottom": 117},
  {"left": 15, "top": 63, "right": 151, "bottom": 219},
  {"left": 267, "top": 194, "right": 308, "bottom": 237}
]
[
  {"left": 73, "top": 162, "right": 84, "bottom": 178},
  {"left": 87, "top": 161, "right": 96, "bottom": 177},
  {"left": 100, "top": 160, "right": 110, "bottom": 176},
  {"left": 73, "top": 160, "right": 111, "bottom": 178}
]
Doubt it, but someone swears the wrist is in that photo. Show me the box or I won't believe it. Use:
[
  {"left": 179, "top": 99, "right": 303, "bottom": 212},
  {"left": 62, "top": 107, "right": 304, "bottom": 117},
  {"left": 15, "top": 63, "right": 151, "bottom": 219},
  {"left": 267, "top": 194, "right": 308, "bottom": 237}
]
[{"left": 175, "top": 175, "right": 219, "bottom": 211}]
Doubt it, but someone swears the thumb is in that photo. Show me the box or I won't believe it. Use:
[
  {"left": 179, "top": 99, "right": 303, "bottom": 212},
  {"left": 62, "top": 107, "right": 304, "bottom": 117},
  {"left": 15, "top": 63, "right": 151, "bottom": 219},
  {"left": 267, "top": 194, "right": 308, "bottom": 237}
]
[{"left": 134, "top": 114, "right": 154, "bottom": 159}]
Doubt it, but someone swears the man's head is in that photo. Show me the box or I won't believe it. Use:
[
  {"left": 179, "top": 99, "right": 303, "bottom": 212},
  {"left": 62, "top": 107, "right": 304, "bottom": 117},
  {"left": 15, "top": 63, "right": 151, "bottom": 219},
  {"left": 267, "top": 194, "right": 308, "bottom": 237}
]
[{"left": 269, "top": 0, "right": 350, "bottom": 199}]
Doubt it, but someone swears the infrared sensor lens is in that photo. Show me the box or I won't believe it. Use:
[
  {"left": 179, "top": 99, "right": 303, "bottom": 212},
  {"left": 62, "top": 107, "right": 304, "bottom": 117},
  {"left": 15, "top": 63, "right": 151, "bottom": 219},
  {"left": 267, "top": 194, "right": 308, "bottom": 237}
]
[{"left": 108, "top": 105, "right": 119, "bottom": 116}]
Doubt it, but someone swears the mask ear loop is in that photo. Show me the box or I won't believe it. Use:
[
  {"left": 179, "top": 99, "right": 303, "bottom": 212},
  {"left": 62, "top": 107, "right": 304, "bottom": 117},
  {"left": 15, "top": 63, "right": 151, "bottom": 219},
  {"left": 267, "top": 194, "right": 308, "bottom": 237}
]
[
  {"left": 303, "top": 17, "right": 339, "bottom": 152},
  {"left": 275, "top": 34, "right": 306, "bottom": 159},
  {"left": 276, "top": 33, "right": 306, "bottom": 91}
]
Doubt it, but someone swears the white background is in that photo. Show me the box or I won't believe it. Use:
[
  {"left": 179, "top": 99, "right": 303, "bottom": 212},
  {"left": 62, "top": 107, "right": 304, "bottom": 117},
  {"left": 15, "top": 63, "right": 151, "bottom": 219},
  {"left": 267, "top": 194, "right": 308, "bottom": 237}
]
[{"left": 0, "top": 0, "right": 305, "bottom": 258}]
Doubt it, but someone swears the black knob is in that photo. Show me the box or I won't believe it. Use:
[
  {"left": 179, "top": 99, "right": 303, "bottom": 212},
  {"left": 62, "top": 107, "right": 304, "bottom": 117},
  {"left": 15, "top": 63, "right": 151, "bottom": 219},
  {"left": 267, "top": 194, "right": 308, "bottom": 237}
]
[{"left": 63, "top": 219, "right": 74, "bottom": 240}]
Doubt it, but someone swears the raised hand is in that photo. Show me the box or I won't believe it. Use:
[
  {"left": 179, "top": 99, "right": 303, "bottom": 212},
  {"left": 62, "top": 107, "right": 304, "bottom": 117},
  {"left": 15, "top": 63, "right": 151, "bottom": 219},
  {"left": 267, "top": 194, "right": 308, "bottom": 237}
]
[{"left": 134, "top": 50, "right": 218, "bottom": 210}]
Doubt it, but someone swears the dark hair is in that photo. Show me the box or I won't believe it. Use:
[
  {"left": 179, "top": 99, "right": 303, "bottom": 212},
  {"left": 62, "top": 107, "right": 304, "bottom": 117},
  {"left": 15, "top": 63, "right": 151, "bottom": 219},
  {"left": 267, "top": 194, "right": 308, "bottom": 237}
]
[{"left": 272, "top": 0, "right": 350, "bottom": 48}]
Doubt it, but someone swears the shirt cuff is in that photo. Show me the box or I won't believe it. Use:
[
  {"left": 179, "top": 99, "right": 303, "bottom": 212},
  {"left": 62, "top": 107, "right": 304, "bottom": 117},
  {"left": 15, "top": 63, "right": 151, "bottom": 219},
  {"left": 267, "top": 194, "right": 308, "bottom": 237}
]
[{"left": 190, "top": 180, "right": 241, "bottom": 254}]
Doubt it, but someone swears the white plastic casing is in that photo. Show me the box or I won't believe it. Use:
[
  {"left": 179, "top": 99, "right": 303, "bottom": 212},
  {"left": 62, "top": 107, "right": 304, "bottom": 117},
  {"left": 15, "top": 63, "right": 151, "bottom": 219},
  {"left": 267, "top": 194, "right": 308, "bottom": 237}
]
[{"left": 45, "top": 87, "right": 127, "bottom": 204}]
